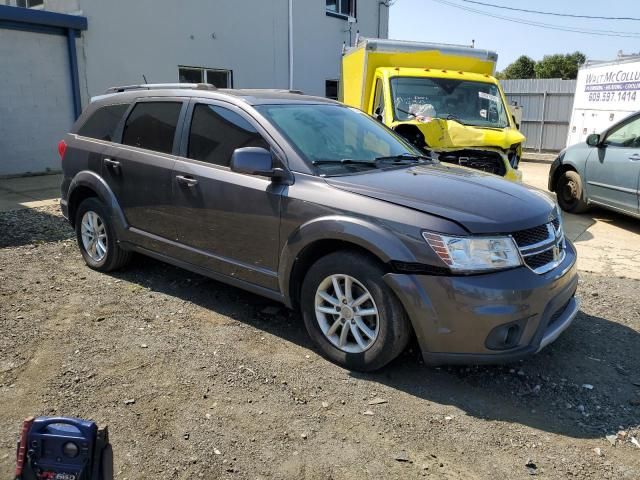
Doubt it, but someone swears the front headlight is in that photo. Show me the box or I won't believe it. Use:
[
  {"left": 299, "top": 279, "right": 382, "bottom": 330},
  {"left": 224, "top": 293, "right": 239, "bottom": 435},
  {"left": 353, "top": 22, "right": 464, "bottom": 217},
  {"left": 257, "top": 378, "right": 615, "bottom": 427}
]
[{"left": 423, "top": 232, "right": 522, "bottom": 273}]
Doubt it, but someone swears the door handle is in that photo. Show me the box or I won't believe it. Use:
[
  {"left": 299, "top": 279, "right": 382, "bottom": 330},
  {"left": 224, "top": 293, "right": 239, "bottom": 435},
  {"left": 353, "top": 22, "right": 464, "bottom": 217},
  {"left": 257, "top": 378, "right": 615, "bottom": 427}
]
[
  {"left": 176, "top": 175, "right": 198, "bottom": 187},
  {"left": 629, "top": 154, "right": 640, "bottom": 161},
  {"left": 104, "top": 158, "right": 120, "bottom": 168}
]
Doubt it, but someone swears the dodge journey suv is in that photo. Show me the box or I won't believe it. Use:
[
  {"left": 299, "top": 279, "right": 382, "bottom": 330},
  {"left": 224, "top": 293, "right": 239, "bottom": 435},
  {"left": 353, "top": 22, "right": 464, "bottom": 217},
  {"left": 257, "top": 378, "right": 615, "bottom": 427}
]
[{"left": 60, "top": 84, "right": 579, "bottom": 371}]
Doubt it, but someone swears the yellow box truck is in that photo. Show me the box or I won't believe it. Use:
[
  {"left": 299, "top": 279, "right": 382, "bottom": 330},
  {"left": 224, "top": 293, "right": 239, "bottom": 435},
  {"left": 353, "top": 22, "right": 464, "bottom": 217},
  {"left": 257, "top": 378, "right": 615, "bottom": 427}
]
[{"left": 341, "top": 38, "right": 525, "bottom": 181}]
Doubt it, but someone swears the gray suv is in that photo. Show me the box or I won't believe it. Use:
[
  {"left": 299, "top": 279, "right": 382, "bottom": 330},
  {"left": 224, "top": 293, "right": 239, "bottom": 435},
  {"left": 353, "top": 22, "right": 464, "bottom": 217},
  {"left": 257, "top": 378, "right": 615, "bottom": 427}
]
[{"left": 60, "top": 84, "right": 579, "bottom": 371}]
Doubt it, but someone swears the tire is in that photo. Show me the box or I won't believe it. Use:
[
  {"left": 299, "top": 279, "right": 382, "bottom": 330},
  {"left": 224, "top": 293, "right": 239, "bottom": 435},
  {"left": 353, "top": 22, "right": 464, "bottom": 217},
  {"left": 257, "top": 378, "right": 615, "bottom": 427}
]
[
  {"left": 555, "top": 170, "right": 589, "bottom": 213},
  {"left": 300, "top": 251, "right": 411, "bottom": 371},
  {"left": 75, "top": 197, "right": 131, "bottom": 272}
]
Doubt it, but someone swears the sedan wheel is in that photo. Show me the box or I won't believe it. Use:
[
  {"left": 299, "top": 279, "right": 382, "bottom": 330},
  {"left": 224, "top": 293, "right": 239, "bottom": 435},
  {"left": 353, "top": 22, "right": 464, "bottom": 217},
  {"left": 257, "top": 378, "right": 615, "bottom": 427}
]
[{"left": 314, "top": 274, "right": 380, "bottom": 353}]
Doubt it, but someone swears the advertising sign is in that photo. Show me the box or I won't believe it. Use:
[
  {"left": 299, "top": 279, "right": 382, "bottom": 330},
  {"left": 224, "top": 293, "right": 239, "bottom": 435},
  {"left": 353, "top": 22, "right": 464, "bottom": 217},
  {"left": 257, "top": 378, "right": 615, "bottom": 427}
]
[{"left": 574, "top": 60, "right": 640, "bottom": 112}]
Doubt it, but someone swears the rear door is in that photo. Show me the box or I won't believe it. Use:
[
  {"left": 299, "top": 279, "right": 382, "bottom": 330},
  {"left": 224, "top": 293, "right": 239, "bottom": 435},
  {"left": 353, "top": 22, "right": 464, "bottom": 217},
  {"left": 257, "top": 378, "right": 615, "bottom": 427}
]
[
  {"left": 104, "top": 98, "right": 187, "bottom": 241},
  {"left": 585, "top": 113, "right": 640, "bottom": 214},
  {"left": 170, "top": 100, "right": 285, "bottom": 290}
]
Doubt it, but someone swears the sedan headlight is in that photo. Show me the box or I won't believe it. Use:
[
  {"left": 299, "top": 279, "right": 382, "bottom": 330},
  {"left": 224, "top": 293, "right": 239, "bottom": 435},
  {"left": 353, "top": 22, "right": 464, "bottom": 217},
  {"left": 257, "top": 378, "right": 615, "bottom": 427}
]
[{"left": 423, "top": 232, "right": 522, "bottom": 273}]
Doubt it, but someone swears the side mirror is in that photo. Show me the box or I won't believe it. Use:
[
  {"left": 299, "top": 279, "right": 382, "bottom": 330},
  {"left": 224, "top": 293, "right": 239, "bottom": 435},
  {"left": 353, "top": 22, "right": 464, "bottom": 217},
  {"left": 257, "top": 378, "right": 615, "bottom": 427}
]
[
  {"left": 586, "top": 133, "right": 601, "bottom": 147},
  {"left": 230, "top": 147, "right": 287, "bottom": 179},
  {"left": 512, "top": 114, "right": 520, "bottom": 130}
]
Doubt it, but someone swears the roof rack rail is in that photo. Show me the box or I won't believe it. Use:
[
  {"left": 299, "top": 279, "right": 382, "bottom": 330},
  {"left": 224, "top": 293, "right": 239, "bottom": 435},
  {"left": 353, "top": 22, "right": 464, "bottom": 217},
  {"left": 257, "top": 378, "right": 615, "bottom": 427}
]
[{"left": 104, "top": 83, "right": 217, "bottom": 94}]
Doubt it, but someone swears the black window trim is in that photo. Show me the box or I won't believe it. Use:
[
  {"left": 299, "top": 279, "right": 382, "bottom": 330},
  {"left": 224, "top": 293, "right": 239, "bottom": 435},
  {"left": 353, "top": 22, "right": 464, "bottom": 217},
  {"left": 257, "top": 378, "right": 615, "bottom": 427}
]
[
  {"left": 176, "top": 98, "right": 289, "bottom": 174},
  {"left": 113, "top": 97, "right": 188, "bottom": 156},
  {"left": 325, "top": 0, "right": 356, "bottom": 19},
  {"left": 178, "top": 65, "right": 234, "bottom": 88}
]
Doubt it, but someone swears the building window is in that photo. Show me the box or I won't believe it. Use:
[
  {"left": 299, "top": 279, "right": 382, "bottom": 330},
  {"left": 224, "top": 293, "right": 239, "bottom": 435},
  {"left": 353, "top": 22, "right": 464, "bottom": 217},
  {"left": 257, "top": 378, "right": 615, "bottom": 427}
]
[
  {"left": 178, "top": 67, "right": 233, "bottom": 88},
  {"left": 325, "top": 80, "right": 339, "bottom": 100},
  {"left": 16, "top": 0, "right": 44, "bottom": 8},
  {"left": 326, "top": 0, "right": 356, "bottom": 18}
]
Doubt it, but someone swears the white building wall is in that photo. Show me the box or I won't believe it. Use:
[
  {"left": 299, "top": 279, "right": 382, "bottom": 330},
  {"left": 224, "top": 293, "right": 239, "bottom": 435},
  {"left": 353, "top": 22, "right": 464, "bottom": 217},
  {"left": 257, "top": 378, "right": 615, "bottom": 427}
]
[
  {"left": 74, "top": 0, "right": 388, "bottom": 103},
  {"left": 0, "top": 28, "right": 74, "bottom": 175}
]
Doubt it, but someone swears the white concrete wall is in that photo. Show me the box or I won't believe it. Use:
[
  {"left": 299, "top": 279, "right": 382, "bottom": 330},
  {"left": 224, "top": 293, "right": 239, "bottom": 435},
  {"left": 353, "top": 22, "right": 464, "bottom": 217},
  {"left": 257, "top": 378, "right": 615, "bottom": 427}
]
[
  {"left": 0, "top": 29, "right": 74, "bottom": 175},
  {"left": 74, "top": 0, "right": 389, "bottom": 103}
]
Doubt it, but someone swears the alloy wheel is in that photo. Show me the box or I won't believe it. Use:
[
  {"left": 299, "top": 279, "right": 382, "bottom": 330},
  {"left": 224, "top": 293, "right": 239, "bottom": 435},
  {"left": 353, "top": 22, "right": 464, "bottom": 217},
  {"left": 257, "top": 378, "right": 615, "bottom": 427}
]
[
  {"left": 80, "top": 210, "right": 108, "bottom": 262},
  {"left": 314, "top": 274, "right": 380, "bottom": 353}
]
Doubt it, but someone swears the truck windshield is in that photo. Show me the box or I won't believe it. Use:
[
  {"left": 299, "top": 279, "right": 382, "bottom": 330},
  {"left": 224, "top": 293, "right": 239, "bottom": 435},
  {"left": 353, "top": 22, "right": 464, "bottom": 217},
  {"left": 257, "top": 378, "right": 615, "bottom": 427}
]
[
  {"left": 390, "top": 77, "right": 510, "bottom": 129},
  {"left": 256, "top": 104, "right": 424, "bottom": 176}
]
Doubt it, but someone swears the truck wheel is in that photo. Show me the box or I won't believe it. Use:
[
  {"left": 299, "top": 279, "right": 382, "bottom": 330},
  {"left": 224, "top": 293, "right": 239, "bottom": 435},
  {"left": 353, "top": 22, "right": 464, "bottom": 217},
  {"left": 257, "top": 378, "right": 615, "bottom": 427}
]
[
  {"left": 556, "top": 170, "right": 589, "bottom": 213},
  {"left": 300, "top": 251, "right": 411, "bottom": 371},
  {"left": 75, "top": 197, "right": 131, "bottom": 272}
]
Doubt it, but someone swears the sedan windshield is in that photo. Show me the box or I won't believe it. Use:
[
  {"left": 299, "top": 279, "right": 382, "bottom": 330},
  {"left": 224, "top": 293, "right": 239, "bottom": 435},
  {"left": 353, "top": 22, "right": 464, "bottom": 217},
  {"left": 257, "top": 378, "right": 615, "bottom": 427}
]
[
  {"left": 256, "top": 104, "right": 425, "bottom": 176},
  {"left": 390, "top": 77, "right": 510, "bottom": 129}
]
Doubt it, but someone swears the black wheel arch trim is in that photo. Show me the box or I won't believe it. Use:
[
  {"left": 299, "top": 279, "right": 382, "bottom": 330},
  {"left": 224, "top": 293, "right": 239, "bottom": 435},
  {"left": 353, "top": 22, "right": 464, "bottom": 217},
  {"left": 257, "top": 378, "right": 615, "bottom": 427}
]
[
  {"left": 67, "top": 170, "right": 128, "bottom": 234},
  {"left": 278, "top": 215, "right": 417, "bottom": 308}
]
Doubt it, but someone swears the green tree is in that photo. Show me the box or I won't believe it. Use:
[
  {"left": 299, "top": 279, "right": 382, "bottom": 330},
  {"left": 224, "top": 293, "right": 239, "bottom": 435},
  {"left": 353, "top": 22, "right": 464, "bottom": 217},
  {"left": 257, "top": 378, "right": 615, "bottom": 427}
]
[
  {"left": 500, "top": 55, "right": 536, "bottom": 79},
  {"left": 534, "top": 51, "right": 586, "bottom": 79}
]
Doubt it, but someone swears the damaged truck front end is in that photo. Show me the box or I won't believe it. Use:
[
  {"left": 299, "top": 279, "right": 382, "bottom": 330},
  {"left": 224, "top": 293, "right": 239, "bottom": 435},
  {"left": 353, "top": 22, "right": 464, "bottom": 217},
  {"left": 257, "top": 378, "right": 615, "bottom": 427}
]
[
  {"left": 387, "top": 72, "right": 525, "bottom": 182},
  {"left": 391, "top": 116, "right": 524, "bottom": 182}
]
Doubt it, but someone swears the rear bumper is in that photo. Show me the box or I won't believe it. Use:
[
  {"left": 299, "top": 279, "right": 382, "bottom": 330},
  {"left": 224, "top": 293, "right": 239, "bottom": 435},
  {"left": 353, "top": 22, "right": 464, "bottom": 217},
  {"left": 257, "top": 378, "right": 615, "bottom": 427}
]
[{"left": 384, "top": 241, "right": 579, "bottom": 365}]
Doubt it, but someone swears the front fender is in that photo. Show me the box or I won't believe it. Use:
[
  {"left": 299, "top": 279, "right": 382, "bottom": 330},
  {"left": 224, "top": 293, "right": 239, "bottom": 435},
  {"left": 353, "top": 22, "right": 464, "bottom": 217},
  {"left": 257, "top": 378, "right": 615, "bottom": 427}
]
[
  {"left": 278, "top": 215, "right": 417, "bottom": 305},
  {"left": 67, "top": 170, "right": 127, "bottom": 235}
]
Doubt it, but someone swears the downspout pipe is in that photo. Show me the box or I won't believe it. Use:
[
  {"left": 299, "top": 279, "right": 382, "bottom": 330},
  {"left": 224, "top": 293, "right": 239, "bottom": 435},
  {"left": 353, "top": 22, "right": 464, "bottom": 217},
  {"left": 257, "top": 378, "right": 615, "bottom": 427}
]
[{"left": 288, "top": 0, "right": 293, "bottom": 90}]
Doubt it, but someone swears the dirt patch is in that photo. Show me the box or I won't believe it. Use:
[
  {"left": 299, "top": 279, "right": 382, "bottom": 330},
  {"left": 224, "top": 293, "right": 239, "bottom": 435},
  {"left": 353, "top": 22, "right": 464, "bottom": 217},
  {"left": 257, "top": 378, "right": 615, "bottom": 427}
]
[{"left": 1, "top": 205, "right": 639, "bottom": 479}]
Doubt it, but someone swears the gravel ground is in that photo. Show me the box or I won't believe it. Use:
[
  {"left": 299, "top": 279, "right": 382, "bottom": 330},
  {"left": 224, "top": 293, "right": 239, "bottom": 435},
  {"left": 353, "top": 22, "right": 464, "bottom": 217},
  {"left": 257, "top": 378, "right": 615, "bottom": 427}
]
[{"left": 1, "top": 204, "right": 639, "bottom": 479}]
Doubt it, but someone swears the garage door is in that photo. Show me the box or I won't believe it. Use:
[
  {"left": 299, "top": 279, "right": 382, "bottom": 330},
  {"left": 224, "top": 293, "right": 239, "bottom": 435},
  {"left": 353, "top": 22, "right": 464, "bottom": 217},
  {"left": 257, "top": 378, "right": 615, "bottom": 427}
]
[{"left": 0, "top": 28, "right": 75, "bottom": 176}]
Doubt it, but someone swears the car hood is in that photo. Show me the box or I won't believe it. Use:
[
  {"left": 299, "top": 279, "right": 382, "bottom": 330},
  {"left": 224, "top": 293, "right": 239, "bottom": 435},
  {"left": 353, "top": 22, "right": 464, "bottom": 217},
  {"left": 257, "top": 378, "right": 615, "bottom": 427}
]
[
  {"left": 324, "top": 163, "right": 556, "bottom": 234},
  {"left": 391, "top": 118, "right": 526, "bottom": 150}
]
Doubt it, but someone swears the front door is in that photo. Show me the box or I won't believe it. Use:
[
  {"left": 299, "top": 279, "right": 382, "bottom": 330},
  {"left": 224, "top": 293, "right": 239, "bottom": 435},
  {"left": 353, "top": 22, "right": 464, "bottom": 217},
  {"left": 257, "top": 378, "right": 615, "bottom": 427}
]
[
  {"left": 171, "top": 100, "right": 284, "bottom": 291},
  {"left": 586, "top": 113, "right": 640, "bottom": 214},
  {"left": 104, "top": 99, "right": 186, "bottom": 241}
]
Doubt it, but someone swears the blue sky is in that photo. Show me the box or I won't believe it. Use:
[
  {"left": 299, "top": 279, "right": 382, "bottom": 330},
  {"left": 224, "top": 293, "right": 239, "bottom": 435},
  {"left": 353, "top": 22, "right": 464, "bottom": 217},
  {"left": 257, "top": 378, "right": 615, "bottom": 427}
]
[{"left": 388, "top": 0, "right": 640, "bottom": 70}]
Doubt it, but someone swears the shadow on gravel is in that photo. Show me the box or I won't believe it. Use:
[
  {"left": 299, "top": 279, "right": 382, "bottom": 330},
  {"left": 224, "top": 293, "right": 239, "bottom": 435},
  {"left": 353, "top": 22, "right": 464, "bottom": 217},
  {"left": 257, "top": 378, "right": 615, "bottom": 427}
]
[
  {"left": 107, "top": 256, "right": 639, "bottom": 441},
  {"left": 0, "top": 208, "right": 73, "bottom": 248},
  {"left": 354, "top": 311, "right": 640, "bottom": 440}
]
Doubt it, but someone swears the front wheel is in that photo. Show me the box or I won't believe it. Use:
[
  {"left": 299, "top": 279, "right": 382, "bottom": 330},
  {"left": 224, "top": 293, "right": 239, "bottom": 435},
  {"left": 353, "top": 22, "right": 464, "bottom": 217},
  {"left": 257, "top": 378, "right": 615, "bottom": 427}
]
[
  {"left": 300, "top": 251, "right": 411, "bottom": 371},
  {"left": 556, "top": 170, "right": 589, "bottom": 213}
]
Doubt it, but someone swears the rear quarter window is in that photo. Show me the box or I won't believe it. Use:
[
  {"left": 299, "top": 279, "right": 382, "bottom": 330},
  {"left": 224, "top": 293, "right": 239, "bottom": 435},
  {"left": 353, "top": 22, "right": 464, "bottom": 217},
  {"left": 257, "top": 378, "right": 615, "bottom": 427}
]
[{"left": 76, "top": 104, "right": 129, "bottom": 141}]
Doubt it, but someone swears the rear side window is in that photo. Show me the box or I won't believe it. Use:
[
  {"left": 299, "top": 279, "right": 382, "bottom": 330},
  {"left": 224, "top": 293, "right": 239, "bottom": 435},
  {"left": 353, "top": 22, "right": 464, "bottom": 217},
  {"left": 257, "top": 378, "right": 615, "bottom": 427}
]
[
  {"left": 122, "top": 102, "right": 182, "bottom": 154},
  {"left": 188, "top": 104, "right": 269, "bottom": 167},
  {"left": 77, "top": 104, "right": 128, "bottom": 141}
]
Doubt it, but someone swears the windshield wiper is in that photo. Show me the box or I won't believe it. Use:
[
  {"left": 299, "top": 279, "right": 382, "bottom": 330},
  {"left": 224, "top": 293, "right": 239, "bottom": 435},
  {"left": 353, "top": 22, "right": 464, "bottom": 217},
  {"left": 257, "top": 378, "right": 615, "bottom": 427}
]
[
  {"left": 374, "top": 153, "right": 432, "bottom": 163},
  {"left": 445, "top": 114, "right": 469, "bottom": 126},
  {"left": 395, "top": 107, "right": 416, "bottom": 118},
  {"left": 312, "top": 158, "right": 378, "bottom": 166}
]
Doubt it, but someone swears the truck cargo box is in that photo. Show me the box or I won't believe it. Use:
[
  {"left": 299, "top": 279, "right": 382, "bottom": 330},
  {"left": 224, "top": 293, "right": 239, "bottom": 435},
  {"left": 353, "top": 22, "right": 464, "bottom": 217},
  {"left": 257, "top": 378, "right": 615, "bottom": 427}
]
[{"left": 341, "top": 37, "right": 498, "bottom": 111}]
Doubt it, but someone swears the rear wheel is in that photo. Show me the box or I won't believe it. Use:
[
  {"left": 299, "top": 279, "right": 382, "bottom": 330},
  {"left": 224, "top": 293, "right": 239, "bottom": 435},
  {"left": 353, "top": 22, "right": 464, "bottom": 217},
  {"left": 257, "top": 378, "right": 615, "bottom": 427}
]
[
  {"left": 300, "top": 251, "right": 411, "bottom": 371},
  {"left": 556, "top": 170, "right": 589, "bottom": 213},
  {"left": 75, "top": 197, "right": 131, "bottom": 272}
]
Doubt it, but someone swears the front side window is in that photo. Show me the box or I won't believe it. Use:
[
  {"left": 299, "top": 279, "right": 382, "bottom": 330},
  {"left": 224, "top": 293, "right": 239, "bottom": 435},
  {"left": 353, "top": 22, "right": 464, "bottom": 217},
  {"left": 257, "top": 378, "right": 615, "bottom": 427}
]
[
  {"left": 77, "top": 104, "right": 128, "bottom": 141},
  {"left": 178, "top": 66, "right": 232, "bottom": 88},
  {"left": 121, "top": 102, "right": 182, "bottom": 154},
  {"left": 256, "top": 104, "right": 419, "bottom": 176},
  {"left": 188, "top": 104, "right": 269, "bottom": 167},
  {"left": 390, "top": 77, "right": 509, "bottom": 129},
  {"left": 605, "top": 115, "right": 640, "bottom": 148},
  {"left": 326, "top": 0, "right": 356, "bottom": 17}
]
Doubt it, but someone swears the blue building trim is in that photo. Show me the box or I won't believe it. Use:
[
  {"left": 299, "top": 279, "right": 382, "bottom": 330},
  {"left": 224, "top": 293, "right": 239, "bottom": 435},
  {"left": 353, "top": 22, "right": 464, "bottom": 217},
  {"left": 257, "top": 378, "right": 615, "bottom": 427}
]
[
  {"left": 0, "top": 5, "right": 87, "bottom": 118},
  {"left": 0, "top": 4, "right": 87, "bottom": 30}
]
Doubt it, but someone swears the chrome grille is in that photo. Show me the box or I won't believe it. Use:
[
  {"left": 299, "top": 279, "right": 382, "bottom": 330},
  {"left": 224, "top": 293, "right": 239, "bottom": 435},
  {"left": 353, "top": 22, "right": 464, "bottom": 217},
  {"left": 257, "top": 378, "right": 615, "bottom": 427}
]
[{"left": 511, "top": 217, "right": 565, "bottom": 274}]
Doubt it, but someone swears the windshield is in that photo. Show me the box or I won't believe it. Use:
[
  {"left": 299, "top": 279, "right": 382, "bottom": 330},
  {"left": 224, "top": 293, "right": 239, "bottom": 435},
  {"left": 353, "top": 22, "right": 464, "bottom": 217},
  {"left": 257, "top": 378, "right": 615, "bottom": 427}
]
[
  {"left": 390, "top": 77, "right": 510, "bottom": 129},
  {"left": 256, "top": 104, "right": 423, "bottom": 176}
]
